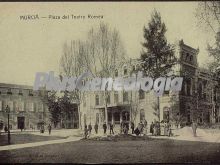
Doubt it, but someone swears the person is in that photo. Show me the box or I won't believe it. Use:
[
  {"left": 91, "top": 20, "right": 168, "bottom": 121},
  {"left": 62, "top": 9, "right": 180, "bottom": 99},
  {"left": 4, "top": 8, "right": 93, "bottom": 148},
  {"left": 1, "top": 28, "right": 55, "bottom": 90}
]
[
  {"left": 120, "top": 121, "right": 123, "bottom": 134},
  {"left": 40, "top": 125, "right": 45, "bottom": 133},
  {"left": 88, "top": 123, "right": 92, "bottom": 136},
  {"left": 4, "top": 125, "right": 8, "bottom": 133},
  {"left": 150, "top": 122, "right": 154, "bottom": 135},
  {"left": 139, "top": 121, "right": 144, "bottom": 135},
  {"left": 164, "top": 122, "right": 168, "bottom": 136},
  {"left": 48, "top": 124, "right": 52, "bottom": 135},
  {"left": 168, "top": 122, "right": 172, "bottom": 137},
  {"left": 103, "top": 122, "right": 107, "bottom": 135},
  {"left": 84, "top": 125, "right": 88, "bottom": 139},
  {"left": 94, "top": 123, "right": 98, "bottom": 134},
  {"left": 110, "top": 123, "right": 114, "bottom": 135},
  {"left": 123, "top": 123, "right": 128, "bottom": 134},
  {"left": 131, "top": 121, "right": 134, "bottom": 134},
  {"left": 192, "top": 120, "right": 198, "bottom": 137},
  {"left": 160, "top": 121, "right": 164, "bottom": 136}
]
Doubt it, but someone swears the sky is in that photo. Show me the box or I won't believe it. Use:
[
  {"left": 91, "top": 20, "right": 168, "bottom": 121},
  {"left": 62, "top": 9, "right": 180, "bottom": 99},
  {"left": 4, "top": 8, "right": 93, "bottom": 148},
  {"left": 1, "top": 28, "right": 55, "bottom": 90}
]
[{"left": 0, "top": 2, "right": 216, "bottom": 86}]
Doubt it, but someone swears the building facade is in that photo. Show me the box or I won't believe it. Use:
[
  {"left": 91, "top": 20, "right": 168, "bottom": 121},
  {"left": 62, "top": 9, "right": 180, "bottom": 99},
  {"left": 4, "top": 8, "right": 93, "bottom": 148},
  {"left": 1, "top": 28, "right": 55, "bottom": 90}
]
[
  {"left": 0, "top": 83, "right": 49, "bottom": 130},
  {"left": 79, "top": 40, "right": 220, "bottom": 129}
]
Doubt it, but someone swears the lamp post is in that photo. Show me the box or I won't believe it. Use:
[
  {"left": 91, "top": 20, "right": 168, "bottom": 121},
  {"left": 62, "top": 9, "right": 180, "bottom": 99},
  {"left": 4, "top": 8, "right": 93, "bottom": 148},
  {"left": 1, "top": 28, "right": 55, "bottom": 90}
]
[{"left": 5, "top": 105, "right": 10, "bottom": 144}]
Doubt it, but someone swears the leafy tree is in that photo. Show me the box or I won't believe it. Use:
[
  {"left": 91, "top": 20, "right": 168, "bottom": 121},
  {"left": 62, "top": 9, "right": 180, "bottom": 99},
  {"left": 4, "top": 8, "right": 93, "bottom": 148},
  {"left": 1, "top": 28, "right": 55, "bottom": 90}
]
[
  {"left": 47, "top": 91, "right": 61, "bottom": 128},
  {"left": 140, "top": 10, "right": 176, "bottom": 121},
  {"left": 141, "top": 10, "right": 176, "bottom": 78}
]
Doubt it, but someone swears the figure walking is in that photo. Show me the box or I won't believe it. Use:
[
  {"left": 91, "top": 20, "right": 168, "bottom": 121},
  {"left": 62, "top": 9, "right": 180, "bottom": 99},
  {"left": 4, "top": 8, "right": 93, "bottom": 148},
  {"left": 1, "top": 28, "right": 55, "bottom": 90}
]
[
  {"left": 103, "top": 122, "right": 107, "bottom": 135},
  {"left": 131, "top": 121, "right": 134, "bottom": 134},
  {"left": 84, "top": 125, "right": 88, "bottom": 139},
  {"left": 94, "top": 123, "right": 98, "bottom": 134},
  {"left": 150, "top": 122, "right": 154, "bottom": 135},
  {"left": 192, "top": 120, "right": 198, "bottom": 137},
  {"left": 88, "top": 123, "right": 92, "bottom": 137},
  {"left": 48, "top": 124, "right": 52, "bottom": 135},
  {"left": 110, "top": 123, "right": 114, "bottom": 135}
]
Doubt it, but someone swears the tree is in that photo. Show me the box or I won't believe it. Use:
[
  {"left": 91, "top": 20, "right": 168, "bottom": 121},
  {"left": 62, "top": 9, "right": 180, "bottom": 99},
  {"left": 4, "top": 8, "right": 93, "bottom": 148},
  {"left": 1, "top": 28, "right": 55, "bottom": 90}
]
[
  {"left": 59, "top": 22, "right": 126, "bottom": 127},
  {"left": 47, "top": 91, "right": 61, "bottom": 128},
  {"left": 140, "top": 10, "right": 176, "bottom": 121},
  {"left": 195, "top": 1, "right": 220, "bottom": 34},
  {"left": 83, "top": 23, "right": 126, "bottom": 126},
  {"left": 60, "top": 40, "right": 86, "bottom": 129}
]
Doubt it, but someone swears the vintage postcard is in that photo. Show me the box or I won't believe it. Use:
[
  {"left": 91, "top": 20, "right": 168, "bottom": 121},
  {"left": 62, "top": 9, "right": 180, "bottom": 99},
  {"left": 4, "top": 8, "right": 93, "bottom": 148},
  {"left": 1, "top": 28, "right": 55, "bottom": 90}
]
[{"left": 0, "top": 1, "right": 219, "bottom": 164}]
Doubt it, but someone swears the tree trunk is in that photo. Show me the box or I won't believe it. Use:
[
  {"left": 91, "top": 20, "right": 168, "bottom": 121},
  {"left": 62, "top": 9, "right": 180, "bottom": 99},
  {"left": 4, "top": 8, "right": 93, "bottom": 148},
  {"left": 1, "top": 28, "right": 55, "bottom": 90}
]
[
  {"left": 157, "top": 96, "right": 160, "bottom": 121},
  {"left": 104, "top": 91, "right": 108, "bottom": 128},
  {"left": 78, "top": 104, "right": 81, "bottom": 129}
]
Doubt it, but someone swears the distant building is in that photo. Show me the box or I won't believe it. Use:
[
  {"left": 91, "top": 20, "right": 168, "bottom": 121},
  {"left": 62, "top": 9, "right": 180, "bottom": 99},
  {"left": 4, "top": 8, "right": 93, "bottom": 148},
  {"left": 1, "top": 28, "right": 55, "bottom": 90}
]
[{"left": 0, "top": 83, "right": 49, "bottom": 130}]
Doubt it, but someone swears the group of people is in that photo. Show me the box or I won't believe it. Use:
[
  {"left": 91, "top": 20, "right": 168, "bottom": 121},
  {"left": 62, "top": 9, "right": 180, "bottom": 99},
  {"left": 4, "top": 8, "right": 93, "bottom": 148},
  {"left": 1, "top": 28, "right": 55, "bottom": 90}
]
[
  {"left": 149, "top": 121, "right": 173, "bottom": 136},
  {"left": 84, "top": 119, "right": 175, "bottom": 139},
  {"left": 40, "top": 124, "right": 52, "bottom": 135},
  {"left": 133, "top": 120, "right": 148, "bottom": 136}
]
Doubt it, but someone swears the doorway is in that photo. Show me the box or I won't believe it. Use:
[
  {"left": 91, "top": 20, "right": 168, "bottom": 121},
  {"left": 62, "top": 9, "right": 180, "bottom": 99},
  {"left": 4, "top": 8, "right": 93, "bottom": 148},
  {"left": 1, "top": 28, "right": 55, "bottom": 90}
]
[{"left": 17, "top": 117, "right": 25, "bottom": 129}]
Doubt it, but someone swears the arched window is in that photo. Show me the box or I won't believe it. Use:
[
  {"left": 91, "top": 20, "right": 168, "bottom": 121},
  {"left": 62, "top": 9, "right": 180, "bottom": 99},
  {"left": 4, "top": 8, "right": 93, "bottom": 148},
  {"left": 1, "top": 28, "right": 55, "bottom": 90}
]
[
  {"left": 140, "top": 109, "right": 145, "bottom": 122},
  {"left": 190, "top": 55, "right": 193, "bottom": 62},
  {"left": 186, "top": 53, "right": 189, "bottom": 61}
]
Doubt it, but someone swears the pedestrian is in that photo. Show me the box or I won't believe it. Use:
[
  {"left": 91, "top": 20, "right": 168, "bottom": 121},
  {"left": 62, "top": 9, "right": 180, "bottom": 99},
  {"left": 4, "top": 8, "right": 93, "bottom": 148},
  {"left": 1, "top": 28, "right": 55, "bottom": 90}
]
[
  {"left": 4, "top": 125, "right": 8, "bottom": 133},
  {"left": 94, "top": 123, "right": 98, "bottom": 134},
  {"left": 192, "top": 120, "right": 198, "bottom": 137},
  {"left": 123, "top": 124, "right": 128, "bottom": 134},
  {"left": 150, "top": 122, "right": 154, "bottom": 135},
  {"left": 131, "top": 121, "right": 134, "bottom": 134},
  {"left": 120, "top": 121, "right": 123, "bottom": 134},
  {"left": 48, "top": 124, "right": 52, "bottom": 135},
  {"left": 168, "top": 122, "right": 172, "bottom": 137},
  {"left": 137, "top": 122, "right": 144, "bottom": 136},
  {"left": 88, "top": 123, "right": 92, "bottom": 136},
  {"left": 103, "top": 122, "right": 107, "bottom": 135},
  {"left": 84, "top": 125, "right": 88, "bottom": 139},
  {"left": 164, "top": 122, "right": 168, "bottom": 136},
  {"left": 110, "top": 123, "right": 114, "bottom": 135}
]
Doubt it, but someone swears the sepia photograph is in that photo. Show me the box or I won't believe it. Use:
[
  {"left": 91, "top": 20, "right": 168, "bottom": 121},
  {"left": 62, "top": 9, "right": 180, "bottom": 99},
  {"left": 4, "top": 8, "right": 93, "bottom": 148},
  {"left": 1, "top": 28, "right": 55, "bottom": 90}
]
[{"left": 0, "top": 1, "right": 220, "bottom": 163}]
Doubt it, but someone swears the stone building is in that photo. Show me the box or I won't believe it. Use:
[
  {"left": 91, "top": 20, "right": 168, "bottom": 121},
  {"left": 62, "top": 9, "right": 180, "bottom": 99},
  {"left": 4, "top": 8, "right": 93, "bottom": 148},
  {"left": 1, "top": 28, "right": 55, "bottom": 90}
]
[
  {"left": 79, "top": 39, "right": 220, "bottom": 129},
  {"left": 0, "top": 83, "right": 49, "bottom": 130}
]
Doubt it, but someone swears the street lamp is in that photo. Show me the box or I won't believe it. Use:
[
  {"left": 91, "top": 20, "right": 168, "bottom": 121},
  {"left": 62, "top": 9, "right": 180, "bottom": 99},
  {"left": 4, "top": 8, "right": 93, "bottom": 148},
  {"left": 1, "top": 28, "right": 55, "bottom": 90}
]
[{"left": 5, "top": 105, "right": 10, "bottom": 144}]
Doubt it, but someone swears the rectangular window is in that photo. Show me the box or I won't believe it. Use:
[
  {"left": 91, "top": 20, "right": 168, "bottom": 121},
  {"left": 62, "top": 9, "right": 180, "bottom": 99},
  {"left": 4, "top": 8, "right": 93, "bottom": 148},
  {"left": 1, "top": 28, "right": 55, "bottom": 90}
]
[
  {"left": 28, "top": 102, "right": 34, "bottom": 112},
  {"left": 8, "top": 101, "right": 13, "bottom": 112},
  {"left": 39, "top": 113, "right": 43, "bottom": 120},
  {"left": 123, "top": 91, "right": 128, "bottom": 102},
  {"left": 19, "top": 102, "right": 24, "bottom": 112},
  {"left": 38, "top": 103, "right": 44, "bottom": 112},
  {"left": 107, "top": 95, "right": 110, "bottom": 104},
  {"left": 139, "top": 90, "right": 145, "bottom": 100},
  {"left": 95, "top": 95, "right": 99, "bottom": 106},
  {"left": 114, "top": 92, "right": 119, "bottom": 103}
]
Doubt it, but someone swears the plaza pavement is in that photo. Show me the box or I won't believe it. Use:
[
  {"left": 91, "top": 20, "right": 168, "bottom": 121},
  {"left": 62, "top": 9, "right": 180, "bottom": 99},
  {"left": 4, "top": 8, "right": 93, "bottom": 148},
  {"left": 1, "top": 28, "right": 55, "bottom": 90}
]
[{"left": 1, "top": 126, "right": 220, "bottom": 151}]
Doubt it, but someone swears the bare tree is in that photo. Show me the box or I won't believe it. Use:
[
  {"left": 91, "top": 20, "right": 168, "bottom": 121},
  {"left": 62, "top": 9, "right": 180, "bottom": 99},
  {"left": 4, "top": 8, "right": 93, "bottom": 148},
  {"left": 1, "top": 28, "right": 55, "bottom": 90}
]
[
  {"left": 59, "top": 22, "right": 126, "bottom": 128},
  {"left": 83, "top": 22, "right": 126, "bottom": 126},
  {"left": 195, "top": 1, "right": 220, "bottom": 34},
  {"left": 60, "top": 40, "right": 87, "bottom": 129}
]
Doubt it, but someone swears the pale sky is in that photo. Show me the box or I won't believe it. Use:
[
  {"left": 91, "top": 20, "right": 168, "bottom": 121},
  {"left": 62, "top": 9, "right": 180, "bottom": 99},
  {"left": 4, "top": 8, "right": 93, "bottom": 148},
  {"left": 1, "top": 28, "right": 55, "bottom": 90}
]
[{"left": 0, "top": 2, "right": 216, "bottom": 86}]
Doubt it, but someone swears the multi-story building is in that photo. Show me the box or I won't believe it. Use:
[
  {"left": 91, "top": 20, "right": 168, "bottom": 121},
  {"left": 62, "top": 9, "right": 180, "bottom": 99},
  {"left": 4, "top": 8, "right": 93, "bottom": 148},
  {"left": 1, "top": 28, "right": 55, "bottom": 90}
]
[
  {"left": 80, "top": 40, "right": 220, "bottom": 129},
  {"left": 0, "top": 83, "right": 49, "bottom": 130}
]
